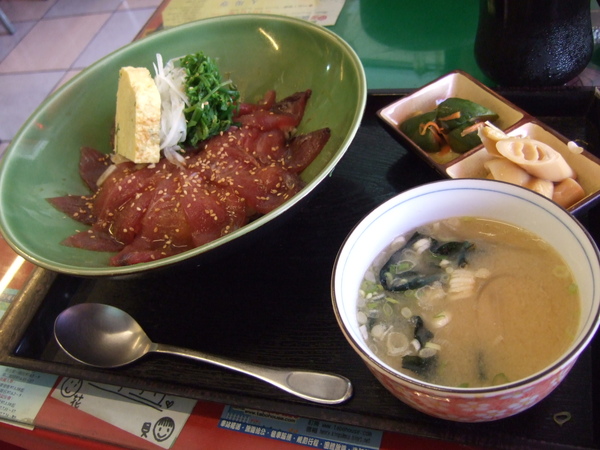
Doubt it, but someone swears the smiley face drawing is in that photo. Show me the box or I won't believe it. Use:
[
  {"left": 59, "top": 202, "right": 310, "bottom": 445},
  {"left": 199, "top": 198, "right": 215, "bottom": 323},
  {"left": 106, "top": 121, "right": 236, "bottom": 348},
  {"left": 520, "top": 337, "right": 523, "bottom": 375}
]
[
  {"left": 153, "top": 416, "right": 175, "bottom": 442},
  {"left": 60, "top": 378, "right": 83, "bottom": 398}
]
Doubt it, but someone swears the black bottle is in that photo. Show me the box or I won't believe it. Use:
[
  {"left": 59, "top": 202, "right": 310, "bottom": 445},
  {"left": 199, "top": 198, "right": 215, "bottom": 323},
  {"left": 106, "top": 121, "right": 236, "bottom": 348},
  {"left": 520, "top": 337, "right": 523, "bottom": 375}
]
[{"left": 474, "top": 0, "right": 593, "bottom": 86}]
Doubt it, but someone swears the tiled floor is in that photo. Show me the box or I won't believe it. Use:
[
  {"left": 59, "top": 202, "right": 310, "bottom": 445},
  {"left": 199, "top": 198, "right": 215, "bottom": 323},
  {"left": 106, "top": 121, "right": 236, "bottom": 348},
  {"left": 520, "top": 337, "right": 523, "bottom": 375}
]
[{"left": 0, "top": 0, "right": 163, "bottom": 158}]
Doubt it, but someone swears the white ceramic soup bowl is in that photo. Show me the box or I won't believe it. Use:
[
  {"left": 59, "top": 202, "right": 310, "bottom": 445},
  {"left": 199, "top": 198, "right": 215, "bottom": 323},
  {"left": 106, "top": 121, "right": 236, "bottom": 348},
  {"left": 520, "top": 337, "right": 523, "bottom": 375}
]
[{"left": 331, "top": 178, "right": 600, "bottom": 422}]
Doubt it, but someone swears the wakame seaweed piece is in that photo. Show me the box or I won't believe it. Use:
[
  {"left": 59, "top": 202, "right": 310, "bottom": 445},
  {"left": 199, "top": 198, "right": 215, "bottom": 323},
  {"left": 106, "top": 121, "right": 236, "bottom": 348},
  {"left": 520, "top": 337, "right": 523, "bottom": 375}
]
[
  {"left": 402, "top": 355, "right": 438, "bottom": 377},
  {"left": 382, "top": 271, "right": 443, "bottom": 291},
  {"left": 412, "top": 315, "right": 434, "bottom": 346},
  {"left": 399, "top": 111, "right": 443, "bottom": 152},
  {"left": 445, "top": 122, "right": 485, "bottom": 154},
  {"left": 367, "top": 316, "right": 377, "bottom": 332},
  {"left": 379, "top": 232, "right": 427, "bottom": 272},
  {"left": 436, "top": 98, "right": 498, "bottom": 132},
  {"left": 380, "top": 232, "right": 449, "bottom": 290},
  {"left": 430, "top": 239, "right": 474, "bottom": 267}
]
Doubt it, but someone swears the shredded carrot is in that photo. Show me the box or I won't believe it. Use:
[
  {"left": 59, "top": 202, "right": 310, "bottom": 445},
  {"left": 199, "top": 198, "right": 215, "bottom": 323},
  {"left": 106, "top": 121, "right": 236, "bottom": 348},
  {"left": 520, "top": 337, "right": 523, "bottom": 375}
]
[
  {"left": 438, "top": 111, "right": 461, "bottom": 122},
  {"left": 418, "top": 121, "right": 443, "bottom": 136},
  {"left": 460, "top": 122, "right": 485, "bottom": 137}
]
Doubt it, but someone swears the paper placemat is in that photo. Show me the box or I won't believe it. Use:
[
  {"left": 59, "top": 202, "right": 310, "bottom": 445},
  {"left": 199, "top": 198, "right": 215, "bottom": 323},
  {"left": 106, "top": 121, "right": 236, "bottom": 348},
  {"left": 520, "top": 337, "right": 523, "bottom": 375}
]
[{"left": 162, "top": 0, "right": 346, "bottom": 28}]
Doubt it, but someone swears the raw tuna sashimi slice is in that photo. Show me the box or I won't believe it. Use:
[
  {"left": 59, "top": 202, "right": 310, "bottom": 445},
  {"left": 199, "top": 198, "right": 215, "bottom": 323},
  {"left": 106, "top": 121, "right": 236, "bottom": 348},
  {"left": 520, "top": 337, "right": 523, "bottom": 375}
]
[
  {"left": 269, "top": 90, "right": 311, "bottom": 126},
  {"left": 47, "top": 194, "right": 96, "bottom": 225},
  {"left": 79, "top": 147, "right": 111, "bottom": 192},
  {"left": 181, "top": 177, "right": 248, "bottom": 247},
  {"left": 92, "top": 162, "right": 171, "bottom": 226},
  {"left": 284, "top": 128, "right": 331, "bottom": 173},
  {"left": 236, "top": 90, "right": 312, "bottom": 133},
  {"left": 249, "top": 164, "right": 303, "bottom": 214},
  {"left": 235, "top": 90, "right": 276, "bottom": 116},
  {"left": 62, "top": 228, "right": 123, "bottom": 252}
]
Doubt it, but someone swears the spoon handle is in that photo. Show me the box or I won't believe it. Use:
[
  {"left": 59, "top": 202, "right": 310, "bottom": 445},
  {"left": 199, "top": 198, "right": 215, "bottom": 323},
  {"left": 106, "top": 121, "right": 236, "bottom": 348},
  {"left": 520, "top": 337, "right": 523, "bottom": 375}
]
[{"left": 153, "top": 344, "right": 352, "bottom": 405}]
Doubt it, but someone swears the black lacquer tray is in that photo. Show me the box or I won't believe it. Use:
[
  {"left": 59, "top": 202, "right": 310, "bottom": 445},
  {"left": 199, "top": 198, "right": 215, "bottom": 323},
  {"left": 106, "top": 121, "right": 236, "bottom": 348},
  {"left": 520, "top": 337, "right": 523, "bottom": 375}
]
[{"left": 1, "top": 90, "right": 599, "bottom": 450}]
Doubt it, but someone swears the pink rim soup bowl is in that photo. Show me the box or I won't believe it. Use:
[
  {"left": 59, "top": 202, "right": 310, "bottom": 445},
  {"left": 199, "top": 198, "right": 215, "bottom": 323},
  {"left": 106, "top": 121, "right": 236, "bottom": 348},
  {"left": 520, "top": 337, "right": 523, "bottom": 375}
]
[{"left": 332, "top": 178, "right": 600, "bottom": 422}]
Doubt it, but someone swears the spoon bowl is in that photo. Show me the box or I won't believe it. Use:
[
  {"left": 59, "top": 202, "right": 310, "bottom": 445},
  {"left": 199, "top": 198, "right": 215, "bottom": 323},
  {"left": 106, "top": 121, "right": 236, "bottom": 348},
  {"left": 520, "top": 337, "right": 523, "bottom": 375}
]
[
  {"left": 54, "top": 303, "right": 156, "bottom": 368},
  {"left": 54, "top": 303, "right": 353, "bottom": 405}
]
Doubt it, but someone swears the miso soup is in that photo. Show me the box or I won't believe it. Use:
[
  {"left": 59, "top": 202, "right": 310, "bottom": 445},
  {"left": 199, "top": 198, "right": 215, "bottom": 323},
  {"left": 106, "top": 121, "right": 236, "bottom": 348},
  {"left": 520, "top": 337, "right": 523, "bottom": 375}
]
[{"left": 357, "top": 217, "right": 580, "bottom": 388}]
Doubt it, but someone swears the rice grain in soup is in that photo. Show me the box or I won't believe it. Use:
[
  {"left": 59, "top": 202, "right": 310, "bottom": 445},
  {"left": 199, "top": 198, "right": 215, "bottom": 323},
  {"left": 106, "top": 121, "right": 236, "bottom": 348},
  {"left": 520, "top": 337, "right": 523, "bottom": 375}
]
[{"left": 357, "top": 217, "right": 580, "bottom": 388}]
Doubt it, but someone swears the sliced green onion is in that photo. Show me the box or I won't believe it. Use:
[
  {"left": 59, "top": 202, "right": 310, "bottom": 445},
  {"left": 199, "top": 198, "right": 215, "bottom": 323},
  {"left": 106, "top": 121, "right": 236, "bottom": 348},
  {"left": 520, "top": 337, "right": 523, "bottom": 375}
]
[
  {"left": 568, "top": 283, "right": 579, "bottom": 295},
  {"left": 410, "top": 338, "right": 421, "bottom": 352},
  {"left": 432, "top": 311, "right": 451, "bottom": 328},
  {"left": 553, "top": 411, "right": 572, "bottom": 426},
  {"left": 401, "top": 307, "right": 412, "bottom": 319},
  {"left": 419, "top": 347, "right": 438, "bottom": 358},
  {"left": 390, "top": 260, "right": 414, "bottom": 274},
  {"left": 361, "top": 280, "right": 382, "bottom": 295},
  {"left": 491, "top": 372, "right": 509, "bottom": 386},
  {"left": 357, "top": 311, "right": 368, "bottom": 325},
  {"left": 386, "top": 331, "right": 409, "bottom": 357},
  {"left": 371, "top": 323, "right": 387, "bottom": 340},
  {"left": 382, "top": 302, "right": 393, "bottom": 317},
  {"left": 403, "top": 289, "right": 417, "bottom": 298},
  {"left": 424, "top": 342, "right": 442, "bottom": 351},
  {"left": 552, "top": 265, "right": 571, "bottom": 278}
]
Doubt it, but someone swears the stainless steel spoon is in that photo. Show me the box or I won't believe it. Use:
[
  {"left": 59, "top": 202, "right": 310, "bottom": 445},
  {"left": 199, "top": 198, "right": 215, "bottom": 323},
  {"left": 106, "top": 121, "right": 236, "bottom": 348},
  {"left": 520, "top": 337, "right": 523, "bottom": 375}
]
[{"left": 54, "top": 303, "right": 353, "bottom": 405}]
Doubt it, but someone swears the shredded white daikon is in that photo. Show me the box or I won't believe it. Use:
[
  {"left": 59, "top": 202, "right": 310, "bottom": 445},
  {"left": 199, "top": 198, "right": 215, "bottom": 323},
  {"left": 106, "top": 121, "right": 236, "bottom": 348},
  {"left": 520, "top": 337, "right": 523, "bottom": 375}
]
[
  {"left": 96, "top": 164, "right": 117, "bottom": 187},
  {"left": 163, "top": 145, "right": 186, "bottom": 168},
  {"left": 153, "top": 53, "right": 188, "bottom": 151}
]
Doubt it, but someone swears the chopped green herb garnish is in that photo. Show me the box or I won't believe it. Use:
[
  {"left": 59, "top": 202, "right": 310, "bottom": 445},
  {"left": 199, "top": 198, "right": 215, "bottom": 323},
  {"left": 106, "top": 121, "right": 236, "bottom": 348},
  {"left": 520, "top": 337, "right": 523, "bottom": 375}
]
[{"left": 180, "top": 52, "right": 240, "bottom": 146}]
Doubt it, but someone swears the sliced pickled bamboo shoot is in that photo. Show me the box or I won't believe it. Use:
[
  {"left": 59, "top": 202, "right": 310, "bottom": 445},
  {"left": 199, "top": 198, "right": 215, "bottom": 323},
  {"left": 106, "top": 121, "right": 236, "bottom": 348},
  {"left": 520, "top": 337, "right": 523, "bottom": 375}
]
[
  {"left": 495, "top": 138, "right": 575, "bottom": 182},
  {"left": 484, "top": 158, "right": 531, "bottom": 186},
  {"left": 477, "top": 123, "right": 509, "bottom": 156},
  {"left": 552, "top": 178, "right": 585, "bottom": 208},
  {"left": 525, "top": 177, "right": 554, "bottom": 199}
]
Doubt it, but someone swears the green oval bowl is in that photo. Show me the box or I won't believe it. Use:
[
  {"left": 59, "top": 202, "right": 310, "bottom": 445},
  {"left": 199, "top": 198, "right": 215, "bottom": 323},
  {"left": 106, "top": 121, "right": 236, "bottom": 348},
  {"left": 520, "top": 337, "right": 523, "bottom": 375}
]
[{"left": 0, "top": 14, "right": 366, "bottom": 277}]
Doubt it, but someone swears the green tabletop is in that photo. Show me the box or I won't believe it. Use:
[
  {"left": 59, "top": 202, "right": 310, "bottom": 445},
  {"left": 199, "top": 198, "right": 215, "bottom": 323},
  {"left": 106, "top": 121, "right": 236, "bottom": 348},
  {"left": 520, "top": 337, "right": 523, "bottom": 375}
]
[
  {"left": 329, "top": 0, "right": 600, "bottom": 90},
  {"left": 328, "top": 0, "right": 487, "bottom": 90}
]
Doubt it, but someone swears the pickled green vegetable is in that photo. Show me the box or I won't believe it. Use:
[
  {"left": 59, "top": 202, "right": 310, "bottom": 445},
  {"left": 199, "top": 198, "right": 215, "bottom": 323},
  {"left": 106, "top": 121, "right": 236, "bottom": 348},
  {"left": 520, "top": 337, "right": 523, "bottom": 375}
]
[
  {"left": 399, "top": 111, "right": 441, "bottom": 153},
  {"left": 446, "top": 123, "right": 484, "bottom": 154},
  {"left": 398, "top": 97, "right": 499, "bottom": 158},
  {"left": 436, "top": 98, "right": 498, "bottom": 131}
]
